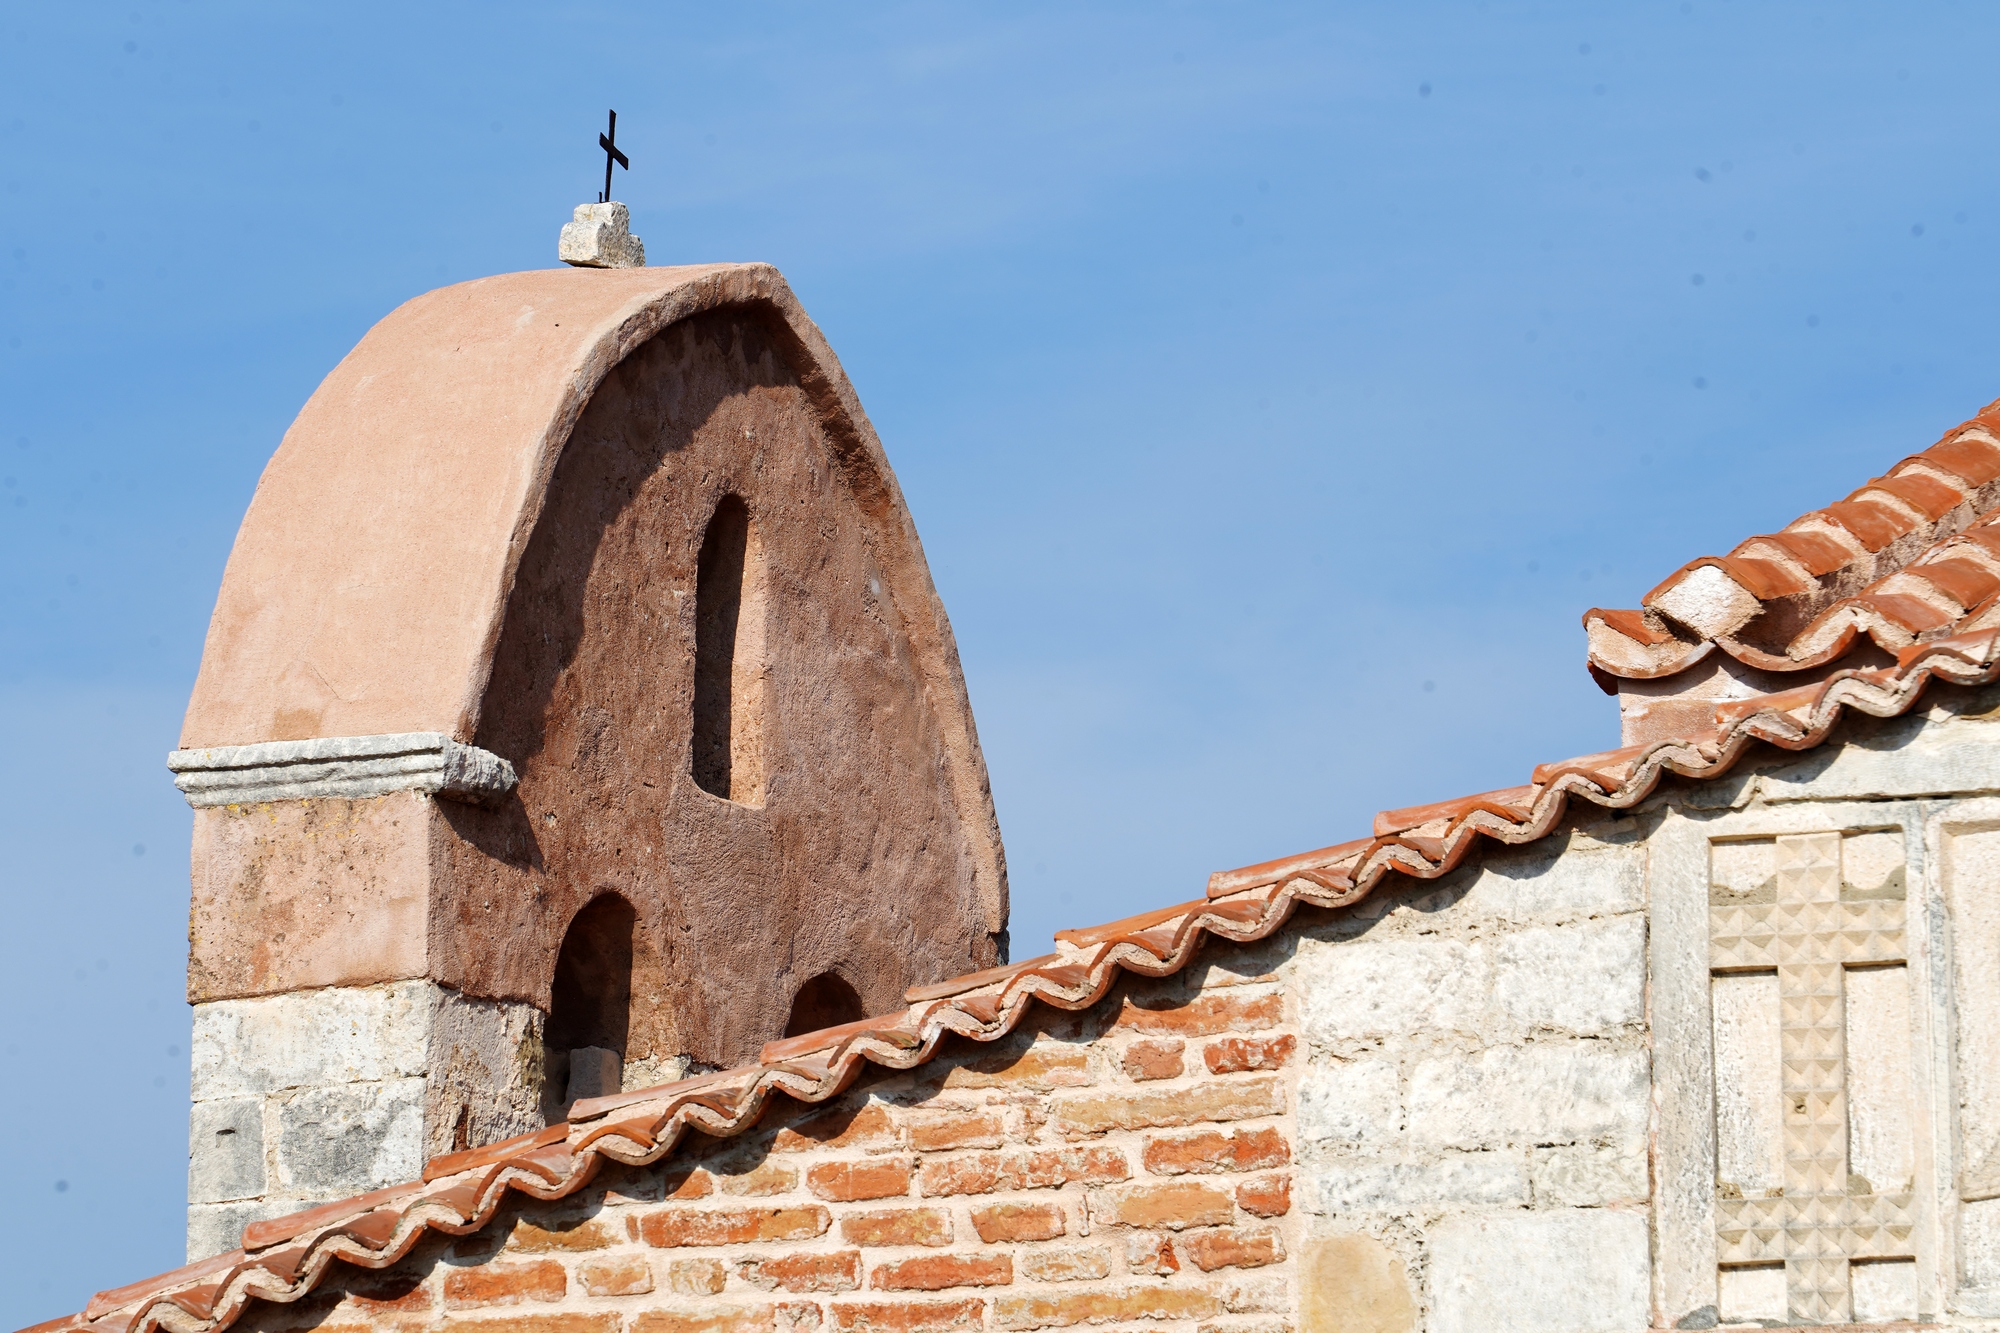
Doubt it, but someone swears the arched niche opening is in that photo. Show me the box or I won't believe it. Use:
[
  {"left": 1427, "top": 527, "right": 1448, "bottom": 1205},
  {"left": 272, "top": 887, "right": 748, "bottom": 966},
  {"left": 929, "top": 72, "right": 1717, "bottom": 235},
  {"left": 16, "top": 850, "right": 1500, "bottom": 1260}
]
[
  {"left": 545, "top": 893, "right": 636, "bottom": 1117},
  {"left": 692, "top": 494, "right": 767, "bottom": 804},
  {"left": 783, "top": 970, "right": 866, "bottom": 1038}
]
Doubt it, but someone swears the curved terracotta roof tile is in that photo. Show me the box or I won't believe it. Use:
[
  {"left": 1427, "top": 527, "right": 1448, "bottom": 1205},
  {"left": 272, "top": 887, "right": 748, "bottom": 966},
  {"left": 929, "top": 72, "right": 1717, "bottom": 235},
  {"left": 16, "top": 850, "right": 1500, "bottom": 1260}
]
[
  {"left": 1589, "top": 406, "right": 2000, "bottom": 679},
  {"left": 40, "top": 625, "right": 2000, "bottom": 1333}
]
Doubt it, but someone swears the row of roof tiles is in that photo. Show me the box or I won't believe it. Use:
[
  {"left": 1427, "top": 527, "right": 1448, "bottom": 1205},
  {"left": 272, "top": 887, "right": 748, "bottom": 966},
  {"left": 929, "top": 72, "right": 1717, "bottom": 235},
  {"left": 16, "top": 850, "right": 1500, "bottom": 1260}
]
[
  {"left": 35, "top": 626, "right": 2000, "bottom": 1333},
  {"left": 1586, "top": 401, "right": 2000, "bottom": 681}
]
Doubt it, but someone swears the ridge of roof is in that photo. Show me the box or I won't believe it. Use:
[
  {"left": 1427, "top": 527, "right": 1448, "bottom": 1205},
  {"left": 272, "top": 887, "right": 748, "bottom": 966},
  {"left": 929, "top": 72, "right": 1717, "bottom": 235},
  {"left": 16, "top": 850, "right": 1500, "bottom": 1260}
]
[
  {"left": 31, "top": 627, "right": 2000, "bottom": 1333},
  {"left": 1585, "top": 400, "right": 2000, "bottom": 681}
]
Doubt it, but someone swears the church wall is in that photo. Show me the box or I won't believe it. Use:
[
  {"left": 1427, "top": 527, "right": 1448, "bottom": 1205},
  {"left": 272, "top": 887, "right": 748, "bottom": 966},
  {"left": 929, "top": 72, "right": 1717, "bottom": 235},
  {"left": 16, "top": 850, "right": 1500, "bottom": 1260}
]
[
  {"left": 187, "top": 793, "right": 435, "bottom": 1002},
  {"left": 191, "top": 691, "right": 2000, "bottom": 1330}
]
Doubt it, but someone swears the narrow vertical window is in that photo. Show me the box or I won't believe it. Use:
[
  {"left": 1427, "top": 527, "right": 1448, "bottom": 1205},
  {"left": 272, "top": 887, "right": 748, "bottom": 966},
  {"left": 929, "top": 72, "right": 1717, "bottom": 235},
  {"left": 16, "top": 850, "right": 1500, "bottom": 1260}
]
[{"left": 692, "top": 494, "right": 765, "bottom": 803}]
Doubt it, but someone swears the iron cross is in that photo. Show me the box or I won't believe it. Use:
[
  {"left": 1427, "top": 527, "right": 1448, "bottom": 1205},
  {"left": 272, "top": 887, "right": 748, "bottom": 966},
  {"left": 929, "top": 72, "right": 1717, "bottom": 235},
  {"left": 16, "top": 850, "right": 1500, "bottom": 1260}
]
[{"left": 598, "top": 109, "right": 629, "bottom": 203}]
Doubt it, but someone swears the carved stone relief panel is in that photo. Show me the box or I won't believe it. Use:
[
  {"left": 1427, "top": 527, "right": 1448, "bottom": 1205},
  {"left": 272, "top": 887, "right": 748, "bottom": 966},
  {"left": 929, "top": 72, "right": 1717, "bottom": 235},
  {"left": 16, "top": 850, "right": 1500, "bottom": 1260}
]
[
  {"left": 1707, "top": 831, "right": 1919, "bottom": 1325},
  {"left": 1649, "top": 801, "right": 1946, "bottom": 1329}
]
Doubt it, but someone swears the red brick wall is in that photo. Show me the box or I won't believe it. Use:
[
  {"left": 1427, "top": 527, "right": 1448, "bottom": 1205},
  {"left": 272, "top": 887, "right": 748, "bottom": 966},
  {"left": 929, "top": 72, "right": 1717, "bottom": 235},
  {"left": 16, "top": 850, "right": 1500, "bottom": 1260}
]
[{"left": 245, "top": 960, "right": 1297, "bottom": 1333}]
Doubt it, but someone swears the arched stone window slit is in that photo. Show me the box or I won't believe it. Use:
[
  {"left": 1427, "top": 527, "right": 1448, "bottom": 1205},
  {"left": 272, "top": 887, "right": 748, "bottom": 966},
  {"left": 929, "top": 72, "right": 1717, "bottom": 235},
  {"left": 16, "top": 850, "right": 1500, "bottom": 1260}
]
[
  {"left": 783, "top": 970, "right": 866, "bottom": 1038},
  {"left": 545, "top": 892, "right": 636, "bottom": 1119},
  {"left": 692, "top": 494, "right": 767, "bottom": 804}
]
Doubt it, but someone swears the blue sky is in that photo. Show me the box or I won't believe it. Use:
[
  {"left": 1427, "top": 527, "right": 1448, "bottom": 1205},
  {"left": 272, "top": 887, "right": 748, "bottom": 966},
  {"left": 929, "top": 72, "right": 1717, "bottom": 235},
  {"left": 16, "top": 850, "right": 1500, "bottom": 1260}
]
[{"left": 4, "top": 0, "right": 1997, "bottom": 1321}]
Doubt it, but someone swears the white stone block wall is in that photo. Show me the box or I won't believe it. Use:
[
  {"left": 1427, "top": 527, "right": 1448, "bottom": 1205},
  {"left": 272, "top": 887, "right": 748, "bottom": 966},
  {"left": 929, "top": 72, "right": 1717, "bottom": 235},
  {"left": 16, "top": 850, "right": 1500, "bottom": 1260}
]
[
  {"left": 186, "top": 980, "right": 545, "bottom": 1260},
  {"left": 1289, "top": 824, "right": 1652, "bottom": 1332}
]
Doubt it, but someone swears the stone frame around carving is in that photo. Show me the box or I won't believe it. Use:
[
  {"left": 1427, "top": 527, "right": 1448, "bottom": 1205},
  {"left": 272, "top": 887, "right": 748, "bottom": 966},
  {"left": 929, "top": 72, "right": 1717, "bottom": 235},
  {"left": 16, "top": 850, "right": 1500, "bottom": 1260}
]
[
  {"left": 1648, "top": 796, "right": 1951, "bottom": 1327},
  {"left": 1926, "top": 794, "right": 2000, "bottom": 1318}
]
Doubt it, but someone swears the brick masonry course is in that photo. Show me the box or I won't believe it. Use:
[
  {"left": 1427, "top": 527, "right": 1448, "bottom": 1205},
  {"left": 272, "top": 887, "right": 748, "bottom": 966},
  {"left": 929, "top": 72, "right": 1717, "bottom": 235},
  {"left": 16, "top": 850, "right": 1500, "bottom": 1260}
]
[{"left": 229, "top": 966, "right": 1301, "bottom": 1333}]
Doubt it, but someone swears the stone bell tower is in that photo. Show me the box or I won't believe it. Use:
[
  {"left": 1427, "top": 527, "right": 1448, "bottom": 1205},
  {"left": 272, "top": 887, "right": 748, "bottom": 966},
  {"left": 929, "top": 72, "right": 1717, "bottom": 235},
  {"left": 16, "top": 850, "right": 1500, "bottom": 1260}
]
[{"left": 170, "top": 261, "right": 1008, "bottom": 1259}]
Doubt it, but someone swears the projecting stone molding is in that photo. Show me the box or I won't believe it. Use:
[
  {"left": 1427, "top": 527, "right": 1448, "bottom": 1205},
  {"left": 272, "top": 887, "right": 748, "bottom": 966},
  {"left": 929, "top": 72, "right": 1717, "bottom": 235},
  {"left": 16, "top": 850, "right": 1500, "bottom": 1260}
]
[{"left": 166, "top": 733, "right": 518, "bottom": 808}]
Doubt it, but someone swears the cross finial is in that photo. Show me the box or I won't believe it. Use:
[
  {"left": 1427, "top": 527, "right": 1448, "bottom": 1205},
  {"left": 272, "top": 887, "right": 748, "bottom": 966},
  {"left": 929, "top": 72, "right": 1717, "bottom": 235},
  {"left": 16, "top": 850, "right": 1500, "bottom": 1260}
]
[{"left": 598, "top": 109, "right": 629, "bottom": 204}]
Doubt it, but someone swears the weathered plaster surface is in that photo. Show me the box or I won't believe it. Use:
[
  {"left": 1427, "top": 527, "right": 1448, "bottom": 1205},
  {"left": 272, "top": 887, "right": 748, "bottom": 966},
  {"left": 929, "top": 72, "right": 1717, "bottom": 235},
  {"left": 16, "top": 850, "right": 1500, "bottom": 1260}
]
[
  {"left": 187, "top": 793, "right": 433, "bottom": 1001},
  {"left": 437, "top": 305, "right": 998, "bottom": 1065},
  {"left": 176, "top": 266, "right": 1003, "bottom": 942}
]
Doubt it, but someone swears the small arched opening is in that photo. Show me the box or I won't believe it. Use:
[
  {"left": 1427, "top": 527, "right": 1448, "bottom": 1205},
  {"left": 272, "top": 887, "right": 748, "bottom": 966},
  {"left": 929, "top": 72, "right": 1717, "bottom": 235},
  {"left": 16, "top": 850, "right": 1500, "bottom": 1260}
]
[
  {"left": 783, "top": 970, "right": 866, "bottom": 1038},
  {"left": 692, "top": 493, "right": 766, "bottom": 804},
  {"left": 546, "top": 893, "right": 636, "bottom": 1117}
]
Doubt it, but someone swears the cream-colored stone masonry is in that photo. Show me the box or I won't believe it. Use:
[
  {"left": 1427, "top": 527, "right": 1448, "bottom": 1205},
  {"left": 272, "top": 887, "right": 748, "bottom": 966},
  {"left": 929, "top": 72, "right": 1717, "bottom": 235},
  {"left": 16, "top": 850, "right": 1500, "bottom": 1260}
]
[
  {"left": 219, "top": 686, "right": 2000, "bottom": 1333},
  {"left": 187, "top": 982, "right": 546, "bottom": 1262}
]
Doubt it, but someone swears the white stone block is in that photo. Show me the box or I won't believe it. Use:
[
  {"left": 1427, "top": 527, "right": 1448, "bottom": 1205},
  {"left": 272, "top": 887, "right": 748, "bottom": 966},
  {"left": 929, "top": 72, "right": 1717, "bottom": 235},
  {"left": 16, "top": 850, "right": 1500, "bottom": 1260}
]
[
  {"left": 1310, "top": 1153, "right": 1525, "bottom": 1213},
  {"left": 186, "top": 1200, "right": 268, "bottom": 1263},
  {"left": 1718, "top": 1263, "right": 1786, "bottom": 1323},
  {"left": 188, "top": 1097, "right": 264, "bottom": 1204},
  {"left": 565, "top": 1045, "right": 622, "bottom": 1102},
  {"left": 1408, "top": 1044, "right": 1648, "bottom": 1150},
  {"left": 1846, "top": 963, "right": 1916, "bottom": 1195},
  {"left": 1844, "top": 828, "right": 1906, "bottom": 893},
  {"left": 1427, "top": 1209, "right": 1650, "bottom": 1333},
  {"left": 558, "top": 202, "right": 645, "bottom": 268},
  {"left": 1298, "top": 1057, "right": 1401, "bottom": 1146},
  {"left": 271, "top": 1078, "right": 425, "bottom": 1198},
  {"left": 1945, "top": 826, "right": 2000, "bottom": 1209},
  {"left": 191, "top": 981, "right": 434, "bottom": 1097},
  {"left": 1298, "top": 937, "right": 1486, "bottom": 1044},
  {"left": 1961, "top": 1198, "right": 2000, "bottom": 1299},
  {"left": 1528, "top": 1142, "right": 1647, "bottom": 1206},
  {"left": 1759, "top": 708, "right": 2000, "bottom": 802},
  {"left": 1710, "top": 971, "right": 1783, "bottom": 1197},
  {"left": 1851, "top": 1257, "right": 1919, "bottom": 1323},
  {"left": 1461, "top": 842, "right": 1645, "bottom": 920},
  {"left": 425, "top": 987, "right": 547, "bottom": 1159},
  {"left": 1491, "top": 918, "right": 1645, "bottom": 1036}
]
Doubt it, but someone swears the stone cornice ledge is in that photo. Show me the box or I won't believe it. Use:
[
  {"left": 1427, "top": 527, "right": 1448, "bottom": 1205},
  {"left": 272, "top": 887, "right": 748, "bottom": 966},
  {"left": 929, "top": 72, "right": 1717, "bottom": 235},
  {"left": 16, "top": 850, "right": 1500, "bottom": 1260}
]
[{"left": 166, "top": 733, "right": 517, "bottom": 809}]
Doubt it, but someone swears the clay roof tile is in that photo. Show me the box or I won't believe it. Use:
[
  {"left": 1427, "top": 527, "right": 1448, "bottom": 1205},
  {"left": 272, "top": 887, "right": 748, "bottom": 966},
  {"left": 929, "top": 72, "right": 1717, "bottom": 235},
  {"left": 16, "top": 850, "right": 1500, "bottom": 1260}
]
[
  {"left": 84, "top": 1253, "right": 244, "bottom": 1322},
  {"left": 1591, "top": 404, "right": 2000, "bottom": 680},
  {"left": 1744, "top": 528, "right": 1863, "bottom": 576},
  {"left": 1716, "top": 555, "right": 1813, "bottom": 600},
  {"left": 1818, "top": 497, "right": 1916, "bottom": 551},
  {"left": 1374, "top": 785, "right": 1540, "bottom": 837},
  {"left": 239, "top": 1185, "right": 422, "bottom": 1253},
  {"left": 1204, "top": 837, "right": 1372, "bottom": 899},
  {"left": 1053, "top": 900, "right": 1207, "bottom": 948},
  {"left": 903, "top": 957, "right": 1059, "bottom": 1005},
  {"left": 761, "top": 1009, "right": 932, "bottom": 1062},
  {"left": 1907, "top": 557, "right": 2000, "bottom": 611},
  {"left": 1848, "top": 591, "right": 1958, "bottom": 636},
  {"left": 1580, "top": 606, "right": 1673, "bottom": 646},
  {"left": 1865, "top": 471, "right": 1967, "bottom": 520},
  {"left": 422, "top": 1124, "right": 569, "bottom": 1184},
  {"left": 1921, "top": 432, "right": 2000, "bottom": 487}
]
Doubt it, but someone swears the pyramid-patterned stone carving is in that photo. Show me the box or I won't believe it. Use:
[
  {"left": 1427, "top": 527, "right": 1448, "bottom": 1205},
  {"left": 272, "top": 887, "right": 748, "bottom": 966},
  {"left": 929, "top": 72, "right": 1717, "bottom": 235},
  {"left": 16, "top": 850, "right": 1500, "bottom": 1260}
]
[{"left": 1709, "top": 831, "right": 1910, "bottom": 1324}]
